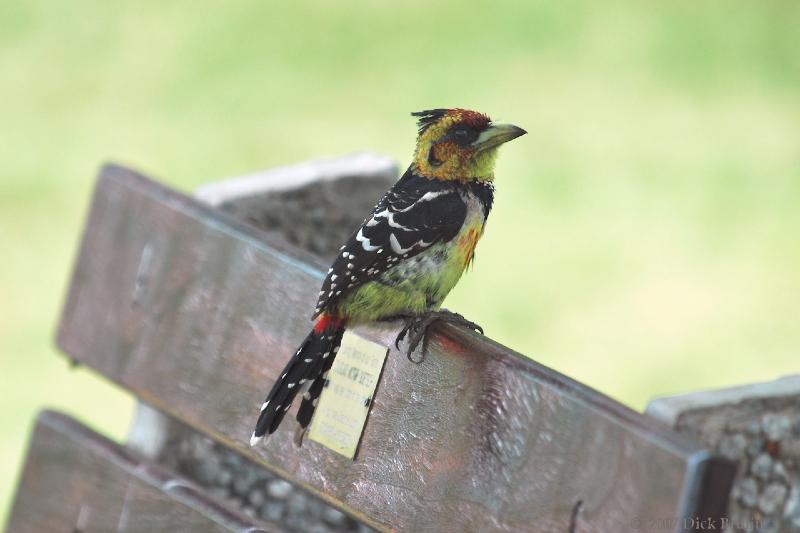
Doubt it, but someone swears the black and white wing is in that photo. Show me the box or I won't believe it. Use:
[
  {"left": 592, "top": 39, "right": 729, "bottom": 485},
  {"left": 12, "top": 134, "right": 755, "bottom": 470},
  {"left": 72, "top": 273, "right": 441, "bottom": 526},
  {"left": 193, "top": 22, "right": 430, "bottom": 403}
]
[{"left": 313, "top": 168, "right": 467, "bottom": 317}]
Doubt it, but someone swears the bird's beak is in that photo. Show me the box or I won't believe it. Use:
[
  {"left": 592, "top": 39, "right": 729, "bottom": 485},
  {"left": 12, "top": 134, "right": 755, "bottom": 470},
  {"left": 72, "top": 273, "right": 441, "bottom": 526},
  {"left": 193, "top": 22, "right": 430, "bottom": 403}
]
[{"left": 473, "top": 122, "right": 527, "bottom": 151}]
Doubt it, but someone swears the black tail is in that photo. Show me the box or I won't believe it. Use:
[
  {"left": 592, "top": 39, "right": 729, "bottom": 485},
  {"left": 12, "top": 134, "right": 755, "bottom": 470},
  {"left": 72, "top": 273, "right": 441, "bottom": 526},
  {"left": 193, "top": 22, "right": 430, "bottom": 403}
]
[{"left": 251, "top": 315, "right": 345, "bottom": 444}]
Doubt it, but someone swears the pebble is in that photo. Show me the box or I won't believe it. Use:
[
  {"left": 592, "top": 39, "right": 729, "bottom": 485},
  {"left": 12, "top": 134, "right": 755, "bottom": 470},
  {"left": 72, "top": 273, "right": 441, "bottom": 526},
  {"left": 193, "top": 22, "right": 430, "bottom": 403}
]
[
  {"left": 178, "top": 438, "right": 193, "bottom": 456},
  {"left": 759, "top": 482, "right": 788, "bottom": 514},
  {"left": 726, "top": 418, "right": 758, "bottom": 435},
  {"left": 323, "top": 507, "right": 347, "bottom": 526},
  {"left": 222, "top": 452, "right": 243, "bottom": 470},
  {"left": 773, "top": 461, "right": 791, "bottom": 484},
  {"left": 736, "top": 477, "right": 759, "bottom": 508},
  {"left": 267, "top": 479, "right": 293, "bottom": 499},
  {"left": 762, "top": 413, "right": 792, "bottom": 441},
  {"left": 718, "top": 433, "right": 748, "bottom": 460},
  {"left": 305, "top": 499, "right": 324, "bottom": 520},
  {"left": 232, "top": 469, "right": 257, "bottom": 496},
  {"left": 260, "top": 501, "right": 284, "bottom": 522},
  {"left": 783, "top": 439, "right": 800, "bottom": 458},
  {"left": 285, "top": 511, "right": 314, "bottom": 531},
  {"left": 190, "top": 437, "right": 212, "bottom": 458},
  {"left": 193, "top": 456, "right": 221, "bottom": 485},
  {"left": 744, "top": 419, "right": 762, "bottom": 436},
  {"left": 215, "top": 466, "right": 233, "bottom": 487},
  {"left": 209, "top": 486, "right": 230, "bottom": 500},
  {"left": 287, "top": 492, "right": 309, "bottom": 515},
  {"left": 248, "top": 488, "right": 265, "bottom": 508},
  {"left": 752, "top": 453, "right": 774, "bottom": 481},
  {"left": 746, "top": 436, "right": 766, "bottom": 458},
  {"left": 757, "top": 517, "right": 780, "bottom": 533},
  {"left": 785, "top": 487, "right": 800, "bottom": 529}
]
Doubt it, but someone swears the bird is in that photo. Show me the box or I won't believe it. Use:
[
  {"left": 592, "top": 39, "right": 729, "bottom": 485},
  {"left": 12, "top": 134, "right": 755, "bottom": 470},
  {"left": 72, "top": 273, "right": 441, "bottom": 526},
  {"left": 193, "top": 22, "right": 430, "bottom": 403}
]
[{"left": 250, "top": 108, "right": 526, "bottom": 445}]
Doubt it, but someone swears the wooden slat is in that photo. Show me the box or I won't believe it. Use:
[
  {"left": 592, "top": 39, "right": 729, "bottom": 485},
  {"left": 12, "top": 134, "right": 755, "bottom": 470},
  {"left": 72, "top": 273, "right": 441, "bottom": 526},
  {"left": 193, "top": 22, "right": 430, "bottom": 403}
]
[
  {"left": 7, "top": 411, "right": 275, "bottom": 533},
  {"left": 56, "top": 164, "right": 734, "bottom": 532}
]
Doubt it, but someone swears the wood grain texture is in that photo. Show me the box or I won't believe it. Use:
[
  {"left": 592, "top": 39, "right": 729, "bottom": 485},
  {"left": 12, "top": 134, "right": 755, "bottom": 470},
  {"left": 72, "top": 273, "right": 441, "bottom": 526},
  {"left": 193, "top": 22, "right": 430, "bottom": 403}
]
[
  {"left": 56, "top": 164, "right": 734, "bottom": 532},
  {"left": 7, "top": 411, "right": 275, "bottom": 533}
]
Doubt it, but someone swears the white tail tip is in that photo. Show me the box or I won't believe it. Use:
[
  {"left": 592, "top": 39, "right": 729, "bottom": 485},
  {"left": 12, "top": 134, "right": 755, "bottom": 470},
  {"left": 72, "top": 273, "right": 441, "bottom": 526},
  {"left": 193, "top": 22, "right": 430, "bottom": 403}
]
[{"left": 250, "top": 433, "right": 264, "bottom": 447}]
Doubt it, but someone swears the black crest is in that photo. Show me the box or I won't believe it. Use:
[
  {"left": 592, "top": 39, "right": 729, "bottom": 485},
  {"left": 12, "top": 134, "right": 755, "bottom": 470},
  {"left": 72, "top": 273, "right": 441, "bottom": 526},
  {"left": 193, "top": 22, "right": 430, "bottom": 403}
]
[{"left": 411, "top": 109, "right": 448, "bottom": 134}]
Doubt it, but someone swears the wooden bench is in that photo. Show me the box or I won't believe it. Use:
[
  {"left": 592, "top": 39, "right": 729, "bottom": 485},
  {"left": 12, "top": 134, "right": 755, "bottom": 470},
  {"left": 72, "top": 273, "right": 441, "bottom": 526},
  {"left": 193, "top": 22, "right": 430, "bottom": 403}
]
[{"left": 8, "top": 157, "right": 738, "bottom": 532}]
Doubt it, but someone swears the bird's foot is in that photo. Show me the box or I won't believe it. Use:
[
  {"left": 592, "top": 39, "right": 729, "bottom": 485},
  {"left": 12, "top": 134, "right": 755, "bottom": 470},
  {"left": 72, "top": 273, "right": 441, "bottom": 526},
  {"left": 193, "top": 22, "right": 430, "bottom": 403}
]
[{"left": 394, "top": 309, "right": 484, "bottom": 363}]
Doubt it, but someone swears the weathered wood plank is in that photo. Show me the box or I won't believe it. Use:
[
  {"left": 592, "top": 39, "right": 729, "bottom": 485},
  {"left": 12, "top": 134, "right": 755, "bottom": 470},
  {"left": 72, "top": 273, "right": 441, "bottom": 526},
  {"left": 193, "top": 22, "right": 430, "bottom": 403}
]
[
  {"left": 7, "top": 411, "right": 275, "bottom": 533},
  {"left": 56, "top": 164, "right": 734, "bottom": 532}
]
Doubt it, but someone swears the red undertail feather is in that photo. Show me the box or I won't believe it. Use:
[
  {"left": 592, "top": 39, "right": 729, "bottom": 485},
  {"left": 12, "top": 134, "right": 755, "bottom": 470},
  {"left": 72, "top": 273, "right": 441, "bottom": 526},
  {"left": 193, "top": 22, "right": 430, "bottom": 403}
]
[{"left": 313, "top": 313, "right": 344, "bottom": 334}]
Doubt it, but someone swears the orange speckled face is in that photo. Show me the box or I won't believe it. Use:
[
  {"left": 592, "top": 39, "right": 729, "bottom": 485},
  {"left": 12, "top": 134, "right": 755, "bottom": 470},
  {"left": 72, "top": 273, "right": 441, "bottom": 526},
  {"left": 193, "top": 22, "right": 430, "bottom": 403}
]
[{"left": 412, "top": 109, "right": 494, "bottom": 181}]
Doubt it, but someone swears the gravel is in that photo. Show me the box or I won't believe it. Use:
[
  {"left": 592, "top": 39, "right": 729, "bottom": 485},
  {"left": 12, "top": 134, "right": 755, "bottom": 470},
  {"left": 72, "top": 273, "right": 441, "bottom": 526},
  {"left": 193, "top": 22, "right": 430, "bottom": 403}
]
[
  {"left": 751, "top": 453, "right": 774, "bottom": 481},
  {"left": 735, "top": 477, "right": 759, "bottom": 509},
  {"left": 675, "top": 401, "right": 800, "bottom": 531},
  {"left": 763, "top": 413, "right": 793, "bottom": 442},
  {"left": 159, "top": 421, "right": 376, "bottom": 532},
  {"left": 218, "top": 174, "right": 395, "bottom": 263},
  {"left": 760, "top": 483, "right": 789, "bottom": 515},
  {"left": 719, "top": 433, "right": 748, "bottom": 461},
  {"left": 267, "top": 479, "right": 293, "bottom": 500}
]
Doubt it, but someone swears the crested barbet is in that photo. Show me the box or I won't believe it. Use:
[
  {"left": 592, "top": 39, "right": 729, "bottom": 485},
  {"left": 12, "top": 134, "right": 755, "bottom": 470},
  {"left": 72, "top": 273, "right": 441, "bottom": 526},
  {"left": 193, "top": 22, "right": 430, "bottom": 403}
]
[{"left": 251, "top": 108, "right": 526, "bottom": 444}]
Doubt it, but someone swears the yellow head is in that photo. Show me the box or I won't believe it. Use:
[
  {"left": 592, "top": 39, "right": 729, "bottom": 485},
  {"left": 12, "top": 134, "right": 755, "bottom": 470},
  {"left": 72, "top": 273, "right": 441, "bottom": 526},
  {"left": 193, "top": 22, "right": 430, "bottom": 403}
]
[{"left": 411, "top": 108, "right": 526, "bottom": 182}]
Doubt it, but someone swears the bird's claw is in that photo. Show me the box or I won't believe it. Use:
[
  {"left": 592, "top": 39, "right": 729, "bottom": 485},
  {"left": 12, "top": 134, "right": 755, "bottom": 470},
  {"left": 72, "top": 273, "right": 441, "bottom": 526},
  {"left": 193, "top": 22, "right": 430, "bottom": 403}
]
[{"left": 395, "top": 310, "right": 484, "bottom": 363}]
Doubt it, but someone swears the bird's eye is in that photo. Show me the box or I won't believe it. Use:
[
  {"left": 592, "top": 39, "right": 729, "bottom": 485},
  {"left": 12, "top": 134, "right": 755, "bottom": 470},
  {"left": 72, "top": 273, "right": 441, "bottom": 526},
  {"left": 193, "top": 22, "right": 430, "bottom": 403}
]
[{"left": 450, "top": 126, "right": 477, "bottom": 146}]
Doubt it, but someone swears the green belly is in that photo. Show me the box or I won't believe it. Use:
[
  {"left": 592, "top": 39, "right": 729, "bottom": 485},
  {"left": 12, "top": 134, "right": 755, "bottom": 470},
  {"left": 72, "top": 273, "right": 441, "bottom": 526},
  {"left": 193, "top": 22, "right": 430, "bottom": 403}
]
[{"left": 335, "top": 241, "right": 469, "bottom": 323}]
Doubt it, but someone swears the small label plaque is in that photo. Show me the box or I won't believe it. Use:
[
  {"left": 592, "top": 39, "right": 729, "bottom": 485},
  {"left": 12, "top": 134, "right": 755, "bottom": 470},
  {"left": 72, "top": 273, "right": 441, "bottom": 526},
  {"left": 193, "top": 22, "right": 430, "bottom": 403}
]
[{"left": 308, "top": 330, "right": 388, "bottom": 459}]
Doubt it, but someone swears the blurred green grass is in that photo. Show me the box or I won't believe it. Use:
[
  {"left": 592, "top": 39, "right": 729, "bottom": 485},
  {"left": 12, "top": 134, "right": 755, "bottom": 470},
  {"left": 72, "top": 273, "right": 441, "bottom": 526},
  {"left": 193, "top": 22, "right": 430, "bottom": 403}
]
[{"left": 2, "top": 0, "right": 799, "bottom": 521}]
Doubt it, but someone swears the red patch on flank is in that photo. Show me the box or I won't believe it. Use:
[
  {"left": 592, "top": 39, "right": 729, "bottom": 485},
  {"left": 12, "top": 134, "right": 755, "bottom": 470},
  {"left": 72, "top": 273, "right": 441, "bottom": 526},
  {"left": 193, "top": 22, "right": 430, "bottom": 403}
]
[
  {"left": 314, "top": 313, "right": 343, "bottom": 334},
  {"left": 457, "top": 227, "right": 481, "bottom": 267}
]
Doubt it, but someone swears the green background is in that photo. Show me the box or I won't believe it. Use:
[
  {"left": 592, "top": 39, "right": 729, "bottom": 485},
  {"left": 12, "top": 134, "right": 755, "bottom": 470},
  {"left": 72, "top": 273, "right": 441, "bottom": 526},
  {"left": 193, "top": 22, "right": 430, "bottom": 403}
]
[{"left": 2, "top": 0, "right": 799, "bottom": 520}]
